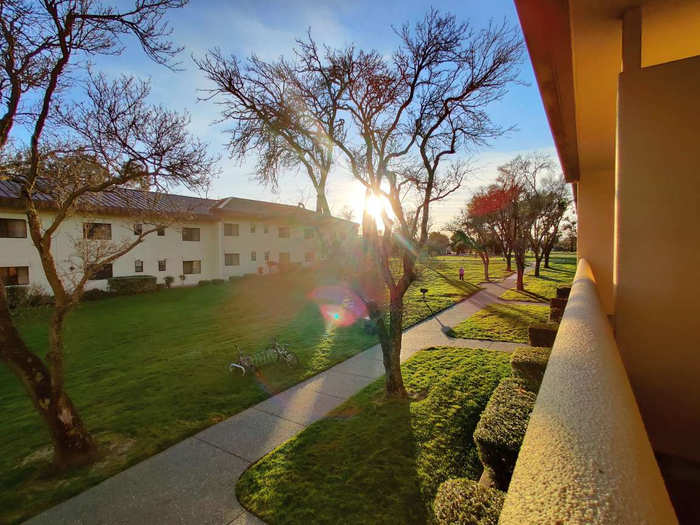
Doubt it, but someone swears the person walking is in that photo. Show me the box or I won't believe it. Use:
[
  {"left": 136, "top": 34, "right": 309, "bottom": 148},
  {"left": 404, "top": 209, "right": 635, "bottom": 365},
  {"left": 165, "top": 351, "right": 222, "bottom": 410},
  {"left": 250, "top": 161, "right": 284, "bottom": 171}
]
[{"left": 459, "top": 267, "right": 465, "bottom": 281}]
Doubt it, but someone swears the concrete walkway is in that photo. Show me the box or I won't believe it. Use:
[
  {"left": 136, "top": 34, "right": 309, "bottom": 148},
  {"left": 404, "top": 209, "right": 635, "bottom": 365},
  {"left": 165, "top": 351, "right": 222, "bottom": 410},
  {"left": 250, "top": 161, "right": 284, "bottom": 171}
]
[{"left": 28, "top": 272, "right": 527, "bottom": 525}]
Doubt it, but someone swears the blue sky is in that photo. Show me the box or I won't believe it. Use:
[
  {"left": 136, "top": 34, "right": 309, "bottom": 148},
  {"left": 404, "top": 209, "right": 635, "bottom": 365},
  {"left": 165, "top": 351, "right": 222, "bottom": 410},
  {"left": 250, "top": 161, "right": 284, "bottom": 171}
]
[{"left": 39, "top": 0, "right": 559, "bottom": 227}]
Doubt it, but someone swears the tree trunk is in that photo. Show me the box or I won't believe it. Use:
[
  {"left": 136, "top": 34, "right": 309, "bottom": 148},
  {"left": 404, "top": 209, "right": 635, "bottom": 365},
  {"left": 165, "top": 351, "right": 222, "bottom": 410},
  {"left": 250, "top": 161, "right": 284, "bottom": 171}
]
[
  {"left": 480, "top": 251, "right": 490, "bottom": 282},
  {"left": 505, "top": 251, "right": 512, "bottom": 272},
  {"left": 543, "top": 248, "right": 551, "bottom": 269},
  {"left": 534, "top": 256, "right": 542, "bottom": 277},
  {"left": 0, "top": 287, "right": 98, "bottom": 469},
  {"left": 516, "top": 266, "right": 525, "bottom": 291},
  {"left": 374, "top": 296, "right": 407, "bottom": 398}
]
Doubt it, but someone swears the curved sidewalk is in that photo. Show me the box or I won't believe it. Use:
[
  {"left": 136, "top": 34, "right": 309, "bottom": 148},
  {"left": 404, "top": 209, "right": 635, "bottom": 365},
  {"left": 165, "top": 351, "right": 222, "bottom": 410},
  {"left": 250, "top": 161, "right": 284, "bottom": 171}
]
[{"left": 27, "top": 271, "right": 527, "bottom": 525}]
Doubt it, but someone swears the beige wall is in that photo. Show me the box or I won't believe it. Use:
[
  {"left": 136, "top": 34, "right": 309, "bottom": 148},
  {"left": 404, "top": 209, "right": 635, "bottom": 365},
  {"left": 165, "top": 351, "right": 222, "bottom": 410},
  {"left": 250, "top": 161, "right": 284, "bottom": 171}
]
[
  {"left": 616, "top": 54, "right": 700, "bottom": 461},
  {"left": 576, "top": 168, "right": 616, "bottom": 314}
]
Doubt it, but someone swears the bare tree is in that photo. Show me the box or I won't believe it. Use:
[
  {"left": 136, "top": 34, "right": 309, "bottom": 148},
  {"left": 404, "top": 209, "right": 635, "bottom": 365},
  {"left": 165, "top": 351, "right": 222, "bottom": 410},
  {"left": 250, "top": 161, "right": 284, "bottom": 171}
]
[
  {"left": 326, "top": 10, "right": 522, "bottom": 397},
  {"left": 0, "top": 0, "right": 215, "bottom": 470},
  {"left": 196, "top": 34, "right": 349, "bottom": 216}
]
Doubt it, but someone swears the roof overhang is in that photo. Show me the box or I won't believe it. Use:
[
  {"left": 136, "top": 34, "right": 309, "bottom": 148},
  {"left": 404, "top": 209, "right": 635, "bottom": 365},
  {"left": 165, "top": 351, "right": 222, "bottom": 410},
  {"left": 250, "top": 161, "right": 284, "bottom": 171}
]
[{"left": 515, "top": 0, "right": 700, "bottom": 187}]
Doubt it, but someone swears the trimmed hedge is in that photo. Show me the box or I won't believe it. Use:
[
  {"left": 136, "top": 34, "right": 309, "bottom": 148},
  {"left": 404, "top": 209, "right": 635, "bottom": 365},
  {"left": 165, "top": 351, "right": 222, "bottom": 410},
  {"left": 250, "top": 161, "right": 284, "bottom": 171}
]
[
  {"left": 108, "top": 275, "right": 157, "bottom": 295},
  {"left": 433, "top": 478, "right": 505, "bottom": 525},
  {"left": 510, "top": 346, "right": 551, "bottom": 392},
  {"left": 197, "top": 279, "right": 212, "bottom": 286},
  {"left": 474, "top": 377, "right": 537, "bottom": 490},
  {"left": 212, "top": 278, "right": 225, "bottom": 285},
  {"left": 82, "top": 288, "right": 114, "bottom": 301},
  {"left": 528, "top": 322, "right": 558, "bottom": 347}
]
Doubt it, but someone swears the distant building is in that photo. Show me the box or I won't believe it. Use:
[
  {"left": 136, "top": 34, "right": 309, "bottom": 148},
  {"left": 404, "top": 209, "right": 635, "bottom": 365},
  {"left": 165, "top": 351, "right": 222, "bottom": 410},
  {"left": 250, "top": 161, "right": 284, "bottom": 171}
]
[{"left": 0, "top": 180, "right": 357, "bottom": 291}]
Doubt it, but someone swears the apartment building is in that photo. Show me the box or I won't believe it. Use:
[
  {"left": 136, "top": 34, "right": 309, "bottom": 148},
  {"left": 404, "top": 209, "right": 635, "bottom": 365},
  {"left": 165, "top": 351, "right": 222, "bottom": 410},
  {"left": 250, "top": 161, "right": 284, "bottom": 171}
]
[{"left": 0, "top": 180, "right": 357, "bottom": 292}]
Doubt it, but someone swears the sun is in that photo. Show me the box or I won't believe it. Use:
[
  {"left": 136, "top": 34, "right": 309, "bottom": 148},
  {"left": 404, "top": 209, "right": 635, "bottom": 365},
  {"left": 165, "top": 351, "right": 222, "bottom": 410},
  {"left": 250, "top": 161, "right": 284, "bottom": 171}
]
[{"left": 363, "top": 193, "right": 392, "bottom": 227}]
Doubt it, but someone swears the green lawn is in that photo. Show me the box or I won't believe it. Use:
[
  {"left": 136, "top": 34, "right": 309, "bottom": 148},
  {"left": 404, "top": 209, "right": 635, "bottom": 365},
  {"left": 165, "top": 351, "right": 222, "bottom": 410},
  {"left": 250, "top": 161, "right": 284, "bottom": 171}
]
[
  {"left": 452, "top": 304, "right": 551, "bottom": 343},
  {"left": 0, "top": 256, "right": 503, "bottom": 524},
  {"left": 500, "top": 253, "right": 577, "bottom": 302},
  {"left": 236, "top": 347, "right": 511, "bottom": 525}
]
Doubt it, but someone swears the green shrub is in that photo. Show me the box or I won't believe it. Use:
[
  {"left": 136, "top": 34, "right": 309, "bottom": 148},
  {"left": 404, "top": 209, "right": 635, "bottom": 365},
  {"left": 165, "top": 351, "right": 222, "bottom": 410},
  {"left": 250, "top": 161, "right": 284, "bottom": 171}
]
[
  {"left": 212, "top": 278, "right": 225, "bottom": 285},
  {"left": 433, "top": 478, "right": 505, "bottom": 525},
  {"left": 4, "top": 286, "right": 28, "bottom": 309},
  {"left": 510, "top": 347, "right": 551, "bottom": 392},
  {"left": 82, "top": 288, "right": 114, "bottom": 301},
  {"left": 197, "top": 279, "right": 212, "bottom": 286},
  {"left": 473, "top": 377, "right": 536, "bottom": 490},
  {"left": 164, "top": 276, "right": 174, "bottom": 288},
  {"left": 107, "top": 275, "right": 157, "bottom": 295},
  {"left": 527, "top": 322, "right": 558, "bottom": 347},
  {"left": 228, "top": 275, "right": 242, "bottom": 282}
]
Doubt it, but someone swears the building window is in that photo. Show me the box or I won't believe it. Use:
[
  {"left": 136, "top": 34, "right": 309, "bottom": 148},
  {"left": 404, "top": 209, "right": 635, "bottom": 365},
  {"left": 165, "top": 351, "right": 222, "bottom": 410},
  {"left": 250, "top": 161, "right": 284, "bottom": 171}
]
[
  {"left": 264, "top": 251, "right": 270, "bottom": 262},
  {"left": 183, "top": 260, "right": 201, "bottom": 274},
  {"left": 157, "top": 226, "right": 165, "bottom": 236},
  {"left": 83, "top": 222, "right": 112, "bottom": 240},
  {"left": 90, "top": 263, "right": 113, "bottom": 280},
  {"left": 304, "top": 228, "right": 314, "bottom": 239},
  {"left": 279, "top": 252, "right": 290, "bottom": 264},
  {"left": 251, "top": 251, "right": 257, "bottom": 262},
  {"left": 135, "top": 260, "right": 143, "bottom": 273},
  {"left": 224, "top": 223, "right": 239, "bottom": 236},
  {"left": 182, "top": 227, "right": 200, "bottom": 241},
  {"left": 224, "top": 253, "right": 240, "bottom": 266},
  {"left": 278, "top": 226, "right": 290, "bottom": 238},
  {"left": 250, "top": 223, "right": 256, "bottom": 233},
  {"left": 133, "top": 223, "right": 143, "bottom": 236},
  {"left": 0, "top": 266, "right": 29, "bottom": 285},
  {"left": 158, "top": 260, "right": 166, "bottom": 272},
  {"left": 264, "top": 224, "right": 269, "bottom": 233},
  {"left": 0, "top": 218, "right": 27, "bottom": 238},
  {"left": 305, "top": 251, "right": 315, "bottom": 263}
]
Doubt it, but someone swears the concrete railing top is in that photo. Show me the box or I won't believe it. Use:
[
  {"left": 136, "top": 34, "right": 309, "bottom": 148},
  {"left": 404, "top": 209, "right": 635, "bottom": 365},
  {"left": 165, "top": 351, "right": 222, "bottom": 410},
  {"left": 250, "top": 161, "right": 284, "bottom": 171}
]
[{"left": 499, "top": 258, "right": 677, "bottom": 524}]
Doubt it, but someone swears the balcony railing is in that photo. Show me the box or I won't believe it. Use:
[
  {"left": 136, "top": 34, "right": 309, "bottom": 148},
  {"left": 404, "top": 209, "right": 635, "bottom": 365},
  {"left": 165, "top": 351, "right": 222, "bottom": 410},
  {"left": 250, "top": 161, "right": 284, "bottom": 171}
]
[{"left": 499, "top": 259, "right": 677, "bottom": 524}]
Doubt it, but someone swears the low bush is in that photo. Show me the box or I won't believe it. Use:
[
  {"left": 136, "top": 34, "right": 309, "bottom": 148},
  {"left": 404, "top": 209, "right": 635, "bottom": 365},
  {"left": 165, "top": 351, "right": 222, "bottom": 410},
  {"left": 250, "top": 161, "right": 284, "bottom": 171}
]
[
  {"left": 211, "top": 278, "right": 225, "bottom": 285},
  {"left": 474, "top": 377, "right": 537, "bottom": 491},
  {"left": 510, "top": 347, "right": 551, "bottom": 392},
  {"left": 164, "top": 276, "right": 174, "bottom": 288},
  {"left": 108, "top": 275, "right": 157, "bottom": 295},
  {"left": 4, "top": 286, "right": 28, "bottom": 309},
  {"left": 197, "top": 279, "right": 212, "bottom": 286},
  {"left": 6, "top": 285, "right": 55, "bottom": 309},
  {"left": 228, "top": 275, "right": 242, "bottom": 283},
  {"left": 433, "top": 478, "right": 505, "bottom": 525},
  {"left": 82, "top": 288, "right": 114, "bottom": 301},
  {"left": 527, "top": 322, "right": 558, "bottom": 347}
]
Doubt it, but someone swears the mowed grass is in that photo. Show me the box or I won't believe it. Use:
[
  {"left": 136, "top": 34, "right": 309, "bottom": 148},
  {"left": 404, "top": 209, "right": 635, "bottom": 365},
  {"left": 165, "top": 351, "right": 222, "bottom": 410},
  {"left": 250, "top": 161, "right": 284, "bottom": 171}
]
[
  {"left": 500, "top": 253, "right": 577, "bottom": 302},
  {"left": 399, "top": 256, "right": 509, "bottom": 327},
  {"left": 0, "top": 256, "right": 500, "bottom": 524},
  {"left": 236, "top": 347, "right": 511, "bottom": 525},
  {"left": 452, "top": 304, "right": 551, "bottom": 343}
]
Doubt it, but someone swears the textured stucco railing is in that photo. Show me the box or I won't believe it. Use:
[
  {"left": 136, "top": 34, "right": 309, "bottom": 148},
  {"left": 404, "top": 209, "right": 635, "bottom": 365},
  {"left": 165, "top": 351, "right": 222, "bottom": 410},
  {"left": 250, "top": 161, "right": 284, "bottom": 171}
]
[{"left": 499, "top": 258, "right": 677, "bottom": 524}]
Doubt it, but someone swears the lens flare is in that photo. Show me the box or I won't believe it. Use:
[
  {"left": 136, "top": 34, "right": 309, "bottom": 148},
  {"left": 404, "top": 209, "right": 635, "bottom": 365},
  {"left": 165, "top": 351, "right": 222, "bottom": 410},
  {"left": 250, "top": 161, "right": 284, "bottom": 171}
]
[{"left": 309, "top": 285, "right": 367, "bottom": 327}]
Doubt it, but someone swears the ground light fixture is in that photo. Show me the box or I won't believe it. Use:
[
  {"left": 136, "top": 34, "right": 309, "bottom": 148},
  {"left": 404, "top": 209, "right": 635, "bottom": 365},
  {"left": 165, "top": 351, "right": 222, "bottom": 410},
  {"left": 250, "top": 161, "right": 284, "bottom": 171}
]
[{"left": 420, "top": 287, "right": 457, "bottom": 338}]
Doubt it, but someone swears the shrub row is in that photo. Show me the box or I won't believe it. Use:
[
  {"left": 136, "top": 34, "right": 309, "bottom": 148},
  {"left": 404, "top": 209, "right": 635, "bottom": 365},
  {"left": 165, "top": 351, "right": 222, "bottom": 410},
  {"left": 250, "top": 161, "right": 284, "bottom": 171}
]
[
  {"left": 433, "top": 478, "right": 504, "bottom": 525},
  {"left": 108, "top": 275, "right": 158, "bottom": 295},
  {"left": 473, "top": 377, "right": 537, "bottom": 491},
  {"left": 510, "top": 346, "right": 551, "bottom": 393},
  {"left": 527, "top": 322, "right": 558, "bottom": 347}
]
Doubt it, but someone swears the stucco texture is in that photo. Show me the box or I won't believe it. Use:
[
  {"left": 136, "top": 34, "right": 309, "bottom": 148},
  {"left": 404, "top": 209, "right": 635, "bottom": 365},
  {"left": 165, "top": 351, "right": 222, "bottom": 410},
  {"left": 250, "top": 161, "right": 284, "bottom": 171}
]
[{"left": 499, "top": 259, "right": 676, "bottom": 524}]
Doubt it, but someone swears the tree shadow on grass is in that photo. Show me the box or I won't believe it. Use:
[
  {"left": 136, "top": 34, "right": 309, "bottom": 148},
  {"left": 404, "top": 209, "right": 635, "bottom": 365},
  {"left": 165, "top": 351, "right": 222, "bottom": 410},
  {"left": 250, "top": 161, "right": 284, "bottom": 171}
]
[{"left": 237, "top": 387, "right": 427, "bottom": 525}]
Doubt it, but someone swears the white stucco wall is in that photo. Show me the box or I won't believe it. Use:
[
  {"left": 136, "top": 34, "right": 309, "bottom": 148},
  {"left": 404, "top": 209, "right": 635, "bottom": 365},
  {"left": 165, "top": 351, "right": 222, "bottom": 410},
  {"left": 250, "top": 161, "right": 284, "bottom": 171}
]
[
  {"left": 499, "top": 259, "right": 676, "bottom": 524},
  {"left": 0, "top": 208, "right": 341, "bottom": 293}
]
